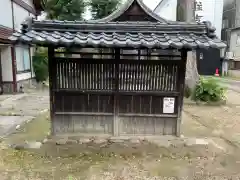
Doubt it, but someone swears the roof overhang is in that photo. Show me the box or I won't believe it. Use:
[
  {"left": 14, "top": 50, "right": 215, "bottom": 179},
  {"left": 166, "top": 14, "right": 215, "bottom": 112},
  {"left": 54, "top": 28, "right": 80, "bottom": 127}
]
[
  {"left": 0, "top": 26, "right": 14, "bottom": 44},
  {"left": 8, "top": 0, "right": 226, "bottom": 50}
]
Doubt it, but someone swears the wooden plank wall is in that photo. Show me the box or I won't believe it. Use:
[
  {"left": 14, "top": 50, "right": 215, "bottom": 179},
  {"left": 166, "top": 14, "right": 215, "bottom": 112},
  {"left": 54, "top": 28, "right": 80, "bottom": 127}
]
[{"left": 49, "top": 48, "right": 185, "bottom": 136}]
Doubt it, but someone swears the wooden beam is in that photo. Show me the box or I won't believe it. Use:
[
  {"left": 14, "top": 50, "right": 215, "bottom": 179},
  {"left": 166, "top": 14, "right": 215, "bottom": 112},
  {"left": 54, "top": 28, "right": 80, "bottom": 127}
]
[
  {"left": 0, "top": 49, "right": 3, "bottom": 94},
  {"left": 113, "top": 48, "right": 120, "bottom": 136},
  {"left": 55, "top": 112, "right": 113, "bottom": 116},
  {"left": 10, "top": 46, "right": 17, "bottom": 93},
  {"left": 176, "top": 50, "right": 187, "bottom": 137},
  {"left": 48, "top": 47, "right": 55, "bottom": 135},
  {"left": 119, "top": 113, "right": 177, "bottom": 118}
]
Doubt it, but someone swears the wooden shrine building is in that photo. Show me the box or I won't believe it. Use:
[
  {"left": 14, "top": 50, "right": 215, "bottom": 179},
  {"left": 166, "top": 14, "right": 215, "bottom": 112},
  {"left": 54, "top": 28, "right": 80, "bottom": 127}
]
[{"left": 9, "top": 0, "right": 225, "bottom": 137}]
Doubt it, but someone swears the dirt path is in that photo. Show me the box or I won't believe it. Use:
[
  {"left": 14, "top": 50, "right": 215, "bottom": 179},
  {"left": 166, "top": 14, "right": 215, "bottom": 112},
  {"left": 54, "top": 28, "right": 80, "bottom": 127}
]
[
  {"left": 0, "top": 90, "right": 49, "bottom": 116},
  {"left": 0, "top": 89, "right": 49, "bottom": 137},
  {"left": 183, "top": 90, "right": 240, "bottom": 147},
  {"left": 1, "top": 120, "right": 240, "bottom": 180},
  {"left": 0, "top": 111, "right": 238, "bottom": 180}
]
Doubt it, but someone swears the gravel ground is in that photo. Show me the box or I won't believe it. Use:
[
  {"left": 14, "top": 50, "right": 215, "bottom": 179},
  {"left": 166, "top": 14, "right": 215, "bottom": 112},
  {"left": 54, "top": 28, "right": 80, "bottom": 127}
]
[
  {"left": 0, "top": 87, "right": 239, "bottom": 179},
  {"left": 0, "top": 90, "right": 49, "bottom": 116}
]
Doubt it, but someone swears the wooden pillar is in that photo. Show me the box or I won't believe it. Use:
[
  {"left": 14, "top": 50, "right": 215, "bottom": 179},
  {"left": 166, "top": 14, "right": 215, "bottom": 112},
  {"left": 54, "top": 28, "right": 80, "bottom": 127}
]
[
  {"left": 48, "top": 47, "right": 55, "bottom": 135},
  {"left": 113, "top": 48, "right": 120, "bottom": 136},
  {"left": 11, "top": 46, "right": 17, "bottom": 93},
  {"left": 0, "top": 48, "right": 3, "bottom": 94},
  {"left": 176, "top": 50, "right": 187, "bottom": 136},
  {"left": 28, "top": 46, "right": 33, "bottom": 79}
]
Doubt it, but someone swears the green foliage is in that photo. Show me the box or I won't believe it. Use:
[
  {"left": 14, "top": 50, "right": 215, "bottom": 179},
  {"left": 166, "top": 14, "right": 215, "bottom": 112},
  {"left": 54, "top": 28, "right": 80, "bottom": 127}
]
[
  {"left": 44, "top": 0, "right": 85, "bottom": 20},
  {"left": 33, "top": 48, "right": 48, "bottom": 82},
  {"left": 89, "top": 0, "right": 121, "bottom": 19},
  {"left": 191, "top": 77, "right": 227, "bottom": 102}
]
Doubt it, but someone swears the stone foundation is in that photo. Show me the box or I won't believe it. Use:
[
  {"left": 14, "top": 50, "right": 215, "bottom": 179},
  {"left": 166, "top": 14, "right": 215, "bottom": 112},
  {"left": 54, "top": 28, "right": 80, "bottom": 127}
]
[
  {"left": 2, "top": 78, "right": 36, "bottom": 94},
  {"left": 44, "top": 135, "right": 212, "bottom": 149},
  {"left": 2, "top": 82, "right": 14, "bottom": 94}
]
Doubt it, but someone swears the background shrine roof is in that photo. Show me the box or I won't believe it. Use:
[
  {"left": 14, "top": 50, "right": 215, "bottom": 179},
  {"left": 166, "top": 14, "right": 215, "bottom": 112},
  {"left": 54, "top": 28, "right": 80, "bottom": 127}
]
[
  {"left": 8, "top": 0, "right": 226, "bottom": 49},
  {"left": 91, "top": 0, "right": 168, "bottom": 23}
]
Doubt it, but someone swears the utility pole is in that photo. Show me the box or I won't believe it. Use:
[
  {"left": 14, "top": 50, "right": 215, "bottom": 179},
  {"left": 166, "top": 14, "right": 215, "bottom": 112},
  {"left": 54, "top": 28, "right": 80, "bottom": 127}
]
[{"left": 177, "top": 0, "right": 195, "bottom": 22}]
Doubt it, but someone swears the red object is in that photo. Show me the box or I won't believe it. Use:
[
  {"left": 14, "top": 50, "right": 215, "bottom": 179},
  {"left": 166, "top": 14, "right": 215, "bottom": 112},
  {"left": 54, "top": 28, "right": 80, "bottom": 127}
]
[{"left": 215, "top": 68, "right": 219, "bottom": 76}]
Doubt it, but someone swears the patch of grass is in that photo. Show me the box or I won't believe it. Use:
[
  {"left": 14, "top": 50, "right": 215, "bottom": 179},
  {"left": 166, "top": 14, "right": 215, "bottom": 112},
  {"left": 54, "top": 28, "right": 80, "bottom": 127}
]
[
  {"left": 192, "top": 77, "right": 227, "bottom": 103},
  {"left": 3, "top": 112, "right": 50, "bottom": 144},
  {"left": 148, "top": 159, "right": 187, "bottom": 177}
]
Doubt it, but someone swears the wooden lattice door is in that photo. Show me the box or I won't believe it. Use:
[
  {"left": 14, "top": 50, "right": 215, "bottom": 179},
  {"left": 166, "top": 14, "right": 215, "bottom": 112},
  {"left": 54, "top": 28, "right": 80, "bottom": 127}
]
[{"left": 116, "top": 59, "right": 182, "bottom": 135}]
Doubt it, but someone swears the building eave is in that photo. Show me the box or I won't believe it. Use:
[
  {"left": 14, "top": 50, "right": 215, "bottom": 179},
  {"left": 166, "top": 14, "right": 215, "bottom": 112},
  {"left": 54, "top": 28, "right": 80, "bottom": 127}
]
[
  {"left": 153, "top": 0, "right": 168, "bottom": 12},
  {"left": 0, "top": 26, "right": 14, "bottom": 44}
]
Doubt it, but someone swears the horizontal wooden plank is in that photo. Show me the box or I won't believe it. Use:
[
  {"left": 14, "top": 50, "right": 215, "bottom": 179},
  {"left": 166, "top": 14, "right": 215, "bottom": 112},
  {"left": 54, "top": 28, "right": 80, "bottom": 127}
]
[
  {"left": 53, "top": 89, "right": 180, "bottom": 96},
  {"left": 54, "top": 57, "right": 116, "bottom": 63},
  {"left": 54, "top": 51, "right": 181, "bottom": 57},
  {"left": 53, "top": 89, "right": 114, "bottom": 94},
  {"left": 54, "top": 57, "right": 182, "bottom": 64},
  {"left": 119, "top": 113, "right": 177, "bottom": 118},
  {"left": 55, "top": 112, "right": 114, "bottom": 116},
  {"left": 118, "top": 91, "right": 180, "bottom": 96}
]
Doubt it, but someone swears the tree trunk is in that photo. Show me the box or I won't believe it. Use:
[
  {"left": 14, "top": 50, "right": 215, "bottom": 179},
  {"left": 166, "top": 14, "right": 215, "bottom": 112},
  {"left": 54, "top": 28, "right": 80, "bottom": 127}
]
[
  {"left": 185, "top": 51, "right": 200, "bottom": 89},
  {"left": 177, "top": 0, "right": 200, "bottom": 89}
]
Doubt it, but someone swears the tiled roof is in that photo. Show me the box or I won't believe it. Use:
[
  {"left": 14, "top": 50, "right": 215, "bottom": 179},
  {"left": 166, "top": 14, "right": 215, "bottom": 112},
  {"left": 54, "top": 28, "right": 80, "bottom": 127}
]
[
  {"left": 9, "top": 19, "right": 226, "bottom": 49},
  {"left": 0, "top": 26, "right": 14, "bottom": 43},
  {"left": 8, "top": 0, "right": 226, "bottom": 49}
]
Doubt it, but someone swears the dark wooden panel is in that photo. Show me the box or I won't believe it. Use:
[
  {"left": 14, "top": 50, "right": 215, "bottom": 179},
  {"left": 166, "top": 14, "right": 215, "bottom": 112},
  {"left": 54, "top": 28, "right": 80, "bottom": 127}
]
[
  {"left": 118, "top": 95, "right": 178, "bottom": 115},
  {"left": 119, "top": 117, "right": 176, "bottom": 135},
  {"left": 53, "top": 115, "right": 113, "bottom": 134},
  {"left": 54, "top": 92, "right": 114, "bottom": 113}
]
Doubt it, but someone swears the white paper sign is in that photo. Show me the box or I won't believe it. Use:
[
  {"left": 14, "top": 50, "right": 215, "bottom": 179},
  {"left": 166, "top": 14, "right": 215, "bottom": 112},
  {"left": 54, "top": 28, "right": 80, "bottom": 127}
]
[{"left": 163, "top": 97, "right": 175, "bottom": 114}]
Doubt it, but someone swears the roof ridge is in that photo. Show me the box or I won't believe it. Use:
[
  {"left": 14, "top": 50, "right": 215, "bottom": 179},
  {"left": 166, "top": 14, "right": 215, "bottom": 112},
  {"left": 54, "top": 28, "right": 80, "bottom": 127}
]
[
  {"left": 153, "top": 0, "right": 167, "bottom": 12},
  {"left": 89, "top": 0, "right": 169, "bottom": 23}
]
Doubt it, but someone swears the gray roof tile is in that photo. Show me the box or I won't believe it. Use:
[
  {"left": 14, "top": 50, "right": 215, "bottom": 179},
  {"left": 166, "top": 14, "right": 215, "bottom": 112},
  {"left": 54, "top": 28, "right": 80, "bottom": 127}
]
[
  {"left": 9, "top": 14, "right": 226, "bottom": 49},
  {"left": 9, "top": 29, "right": 226, "bottom": 49}
]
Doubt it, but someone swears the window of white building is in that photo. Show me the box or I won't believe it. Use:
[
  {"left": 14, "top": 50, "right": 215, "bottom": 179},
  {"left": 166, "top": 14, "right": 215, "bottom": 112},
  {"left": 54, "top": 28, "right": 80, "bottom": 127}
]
[
  {"left": 236, "top": 34, "right": 240, "bottom": 46},
  {"left": 16, "top": 46, "right": 31, "bottom": 73}
]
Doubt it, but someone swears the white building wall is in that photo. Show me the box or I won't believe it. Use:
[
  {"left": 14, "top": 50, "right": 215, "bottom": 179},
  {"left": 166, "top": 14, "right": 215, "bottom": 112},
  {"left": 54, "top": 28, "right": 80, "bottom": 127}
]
[
  {"left": 229, "top": 29, "right": 240, "bottom": 61},
  {"left": 0, "top": 0, "right": 13, "bottom": 28},
  {"left": 17, "top": 72, "right": 31, "bottom": 81},
  {"left": 154, "top": 0, "right": 177, "bottom": 21},
  {"left": 196, "top": 0, "right": 223, "bottom": 38},
  {"left": 13, "top": 3, "right": 29, "bottom": 31},
  {"left": 153, "top": 0, "right": 224, "bottom": 38},
  {"left": 1, "top": 47, "right": 13, "bottom": 82},
  {"left": 12, "top": 4, "right": 34, "bottom": 82}
]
